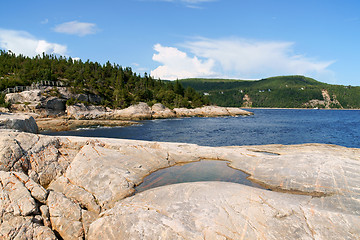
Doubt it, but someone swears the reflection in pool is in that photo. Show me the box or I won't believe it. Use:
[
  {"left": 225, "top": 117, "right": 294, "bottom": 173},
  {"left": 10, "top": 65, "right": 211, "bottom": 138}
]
[{"left": 135, "top": 160, "right": 265, "bottom": 193}]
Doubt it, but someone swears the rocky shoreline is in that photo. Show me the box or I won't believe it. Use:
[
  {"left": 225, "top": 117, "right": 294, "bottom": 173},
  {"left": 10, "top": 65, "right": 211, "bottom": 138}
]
[
  {"left": 2, "top": 88, "right": 253, "bottom": 132},
  {"left": 35, "top": 118, "right": 138, "bottom": 132},
  {"left": 0, "top": 114, "right": 359, "bottom": 239}
]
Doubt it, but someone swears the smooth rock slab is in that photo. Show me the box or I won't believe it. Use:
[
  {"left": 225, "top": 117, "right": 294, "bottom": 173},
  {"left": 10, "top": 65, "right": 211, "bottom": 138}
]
[
  {"left": 88, "top": 182, "right": 360, "bottom": 240},
  {"left": 0, "top": 113, "right": 38, "bottom": 133},
  {"left": 1, "top": 131, "right": 360, "bottom": 239}
]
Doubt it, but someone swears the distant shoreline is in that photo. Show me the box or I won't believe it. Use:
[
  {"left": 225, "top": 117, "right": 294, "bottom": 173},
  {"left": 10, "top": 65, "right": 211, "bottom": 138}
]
[{"left": 243, "top": 107, "right": 360, "bottom": 110}]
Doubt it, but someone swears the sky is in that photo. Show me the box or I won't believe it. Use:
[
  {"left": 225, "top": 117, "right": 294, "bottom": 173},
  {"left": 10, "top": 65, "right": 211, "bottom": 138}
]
[{"left": 1, "top": 0, "right": 359, "bottom": 86}]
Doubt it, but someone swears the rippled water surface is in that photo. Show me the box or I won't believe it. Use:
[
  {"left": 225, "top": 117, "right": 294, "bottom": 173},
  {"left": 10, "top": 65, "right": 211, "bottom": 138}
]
[{"left": 47, "top": 109, "right": 360, "bottom": 148}]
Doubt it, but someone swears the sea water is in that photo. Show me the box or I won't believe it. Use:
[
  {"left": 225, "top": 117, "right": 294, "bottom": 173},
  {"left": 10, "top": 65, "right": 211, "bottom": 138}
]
[{"left": 46, "top": 109, "right": 360, "bottom": 148}]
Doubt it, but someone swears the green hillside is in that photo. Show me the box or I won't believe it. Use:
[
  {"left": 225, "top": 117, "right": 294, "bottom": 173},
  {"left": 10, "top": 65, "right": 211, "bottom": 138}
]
[{"left": 179, "top": 76, "right": 360, "bottom": 109}]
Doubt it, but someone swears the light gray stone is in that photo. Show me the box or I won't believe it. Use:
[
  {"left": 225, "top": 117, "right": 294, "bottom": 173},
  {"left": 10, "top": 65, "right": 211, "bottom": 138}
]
[
  {"left": 66, "top": 103, "right": 107, "bottom": 120},
  {"left": 174, "top": 105, "right": 253, "bottom": 117},
  {"left": 151, "top": 103, "right": 176, "bottom": 119},
  {"left": 0, "top": 171, "right": 37, "bottom": 216},
  {"left": 112, "top": 102, "right": 152, "bottom": 120},
  {"left": 1, "top": 131, "right": 360, "bottom": 239},
  {"left": 5, "top": 90, "right": 43, "bottom": 104},
  {"left": 12, "top": 171, "right": 48, "bottom": 203},
  {"left": 40, "top": 205, "right": 51, "bottom": 228},
  {"left": 0, "top": 213, "right": 57, "bottom": 240},
  {"left": 47, "top": 191, "right": 84, "bottom": 240},
  {"left": 48, "top": 176, "right": 100, "bottom": 214},
  {"left": 88, "top": 182, "right": 360, "bottom": 240},
  {"left": 64, "top": 145, "right": 137, "bottom": 209},
  {"left": 0, "top": 113, "right": 38, "bottom": 133}
]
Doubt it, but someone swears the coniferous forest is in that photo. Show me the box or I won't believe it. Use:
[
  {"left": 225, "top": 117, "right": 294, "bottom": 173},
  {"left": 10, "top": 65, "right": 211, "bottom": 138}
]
[{"left": 0, "top": 50, "right": 209, "bottom": 109}]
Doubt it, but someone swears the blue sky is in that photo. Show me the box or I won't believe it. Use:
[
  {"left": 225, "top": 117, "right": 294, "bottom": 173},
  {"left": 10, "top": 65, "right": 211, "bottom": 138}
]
[{"left": 1, "top": 0, "right": 359, "bottom": 86}]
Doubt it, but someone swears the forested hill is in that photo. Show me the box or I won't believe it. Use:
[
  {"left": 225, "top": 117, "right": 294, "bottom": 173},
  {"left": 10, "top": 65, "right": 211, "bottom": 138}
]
[
  {"left": 179, "top": 76, "right": 360, "bottom": 109},
  {"left": 0, "top": 50, "right": 208, "bottom": 109}
]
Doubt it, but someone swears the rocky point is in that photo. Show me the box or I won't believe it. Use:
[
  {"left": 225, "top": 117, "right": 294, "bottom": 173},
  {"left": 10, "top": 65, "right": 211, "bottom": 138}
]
[{"left": 0, "top": 114, "right": 359, "bottom": 239}]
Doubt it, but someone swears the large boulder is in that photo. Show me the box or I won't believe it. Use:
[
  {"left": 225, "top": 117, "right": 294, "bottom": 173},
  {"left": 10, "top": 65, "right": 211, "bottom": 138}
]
[
  {"left": 0, "top": 107, "right": 10, "bottom": 113},
  {"left": 151, "top": 103, "right": 176, "bottom": 119},
  {"left": 112, "top": 102, "right": 152, "bottom": 120},
  {"left": 226, "top": 107, "right": 254, "bottom": 116},
  {"left": 45, "top": 97, "right": 66, "bottom": 112},
  {"left": 174, "top": 106, "right": 253, "bottom": 117},
  {"left": 47, "top": 191, "right": 84, "bottom": 240},
  {"left": 66, "top": 103, "right": 107, "bottom": 120},
  {"left": 5, "top": 90, "right": 43, "bottom": 104},
  {"left": 0, "top": 113, "right": 38, "bottom": 133}
]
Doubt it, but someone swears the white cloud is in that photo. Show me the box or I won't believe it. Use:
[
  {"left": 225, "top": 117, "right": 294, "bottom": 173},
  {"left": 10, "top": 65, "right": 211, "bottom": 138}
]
[
  {"left": 151, "top": 37, "right": 335, "bottom": 82},
  {"left": 54, "top": 21, "right": 98, "bottom": 37},
  {"left": 0, "top": 28, "right": 68, "bottom": 57},
  {"left": 151, "top": 43, "right": 216, "bottom": 80}
]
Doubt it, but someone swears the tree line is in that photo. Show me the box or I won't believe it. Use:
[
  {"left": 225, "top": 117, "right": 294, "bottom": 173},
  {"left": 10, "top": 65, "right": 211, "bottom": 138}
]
[{"left": 0, "top": 50, "right": 209, "bottom": 108}]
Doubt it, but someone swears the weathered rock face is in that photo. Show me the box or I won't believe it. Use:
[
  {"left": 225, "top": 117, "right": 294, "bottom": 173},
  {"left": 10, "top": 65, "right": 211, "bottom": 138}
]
[
  {"left": 242, "top": 93, "right": 253, "bottom": 107},
  {"left": 151, "top": 103, "right": 176, "bottom": 119},
  {"left": 5, "top": 90, "right": 43, "bottom": 104},
  {"left": 304, "top": 89, "right": 343, "bottom": 109},
  {"left": 5, "top": 87, "right": 103, "bottom": 117},
  {"left": 112, "top": 102, "right": 152, "bottom": 120},
  {"left": 0, "top": 107, "right": 10, "bottom": 113},
  {"left": 0, "top": 171, "right": 56, "bottom": 239},
  {"left": 174, "top": 105, "right": 253, "bottom": 117},
  {"left": 0, "top": 113, "right": 38, "bottom": 133},
  {"left": 66, "top": 103, "right": 108, "bottom": 120},
  {"left": 88, "top": 182, "right": 360, "bottom": 240},
  {"left": 47, "top": 191, "right": 84, "bottom": 239},
  {"left": 66, "top": 102, "right": 253, "bottom": 120},
  {"left": 0, "top": 130, "right": 359, "bottom": 239}
]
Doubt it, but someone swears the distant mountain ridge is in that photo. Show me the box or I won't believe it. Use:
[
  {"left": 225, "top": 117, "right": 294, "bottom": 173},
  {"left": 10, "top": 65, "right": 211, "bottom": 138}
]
[{"left": 179, "top": 76, "right": 360, "bottom": 109}]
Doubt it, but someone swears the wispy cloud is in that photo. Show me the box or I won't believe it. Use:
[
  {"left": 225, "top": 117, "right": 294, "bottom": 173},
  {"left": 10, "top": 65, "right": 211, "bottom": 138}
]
[
  {"left": 41, "top": 18, "right": 49, "bottom": 24},
  {"left": 0, "top": 28, "right": 68, "bottom": 56},
  {"left": 151, "top": 37, "right": 335, "bottom": 82},
  {"left": 54, "top": 21, "right": 98, "bottom": 37}
]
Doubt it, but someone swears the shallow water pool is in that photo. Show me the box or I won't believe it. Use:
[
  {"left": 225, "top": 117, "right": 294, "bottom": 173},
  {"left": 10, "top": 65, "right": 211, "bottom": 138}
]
[{"left": 135, "top": 160, "right": 265, "bottom": 193}]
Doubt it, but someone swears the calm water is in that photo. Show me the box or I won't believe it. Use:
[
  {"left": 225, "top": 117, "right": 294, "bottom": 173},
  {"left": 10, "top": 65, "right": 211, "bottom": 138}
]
[
  {"left": 135, "top": 160, "right": 265, "bottom": 193},
  {"left": 46, "top": 109, "right": 360, "bottom": 148}
]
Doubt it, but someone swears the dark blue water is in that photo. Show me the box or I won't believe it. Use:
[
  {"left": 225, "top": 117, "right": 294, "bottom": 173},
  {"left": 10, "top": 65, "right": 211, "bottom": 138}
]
[{"left": 45, "top": 109, "right": 360, "bottom": 148}]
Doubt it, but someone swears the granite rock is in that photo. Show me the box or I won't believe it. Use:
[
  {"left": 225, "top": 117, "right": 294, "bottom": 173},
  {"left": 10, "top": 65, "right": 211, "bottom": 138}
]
[
  {"left": 174, "top": 105, "right": 253, "bottom": 117},
  {"left": 5, "top": 90, "right": 43, "bottom": 104},
  {"left": 151, "top": 103, "right": 176, "bottom": 119},
  {"left": 0, "top": 113, "right": 38, "bottom": 133},
  {"left": 47, "top": 191, "right": 84, "bottom": 239},
  {"left": 88, "top": 182, "right": 360, "bottom": 240},
  {"left": 111, "top": 102, "right": 152, "bottom": 120},
  {"left": 66, "top": 103, "right": 108, "bottom": 120},
  {"left": 0, "top": 130, "right": 359, "bottom": 239}
]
